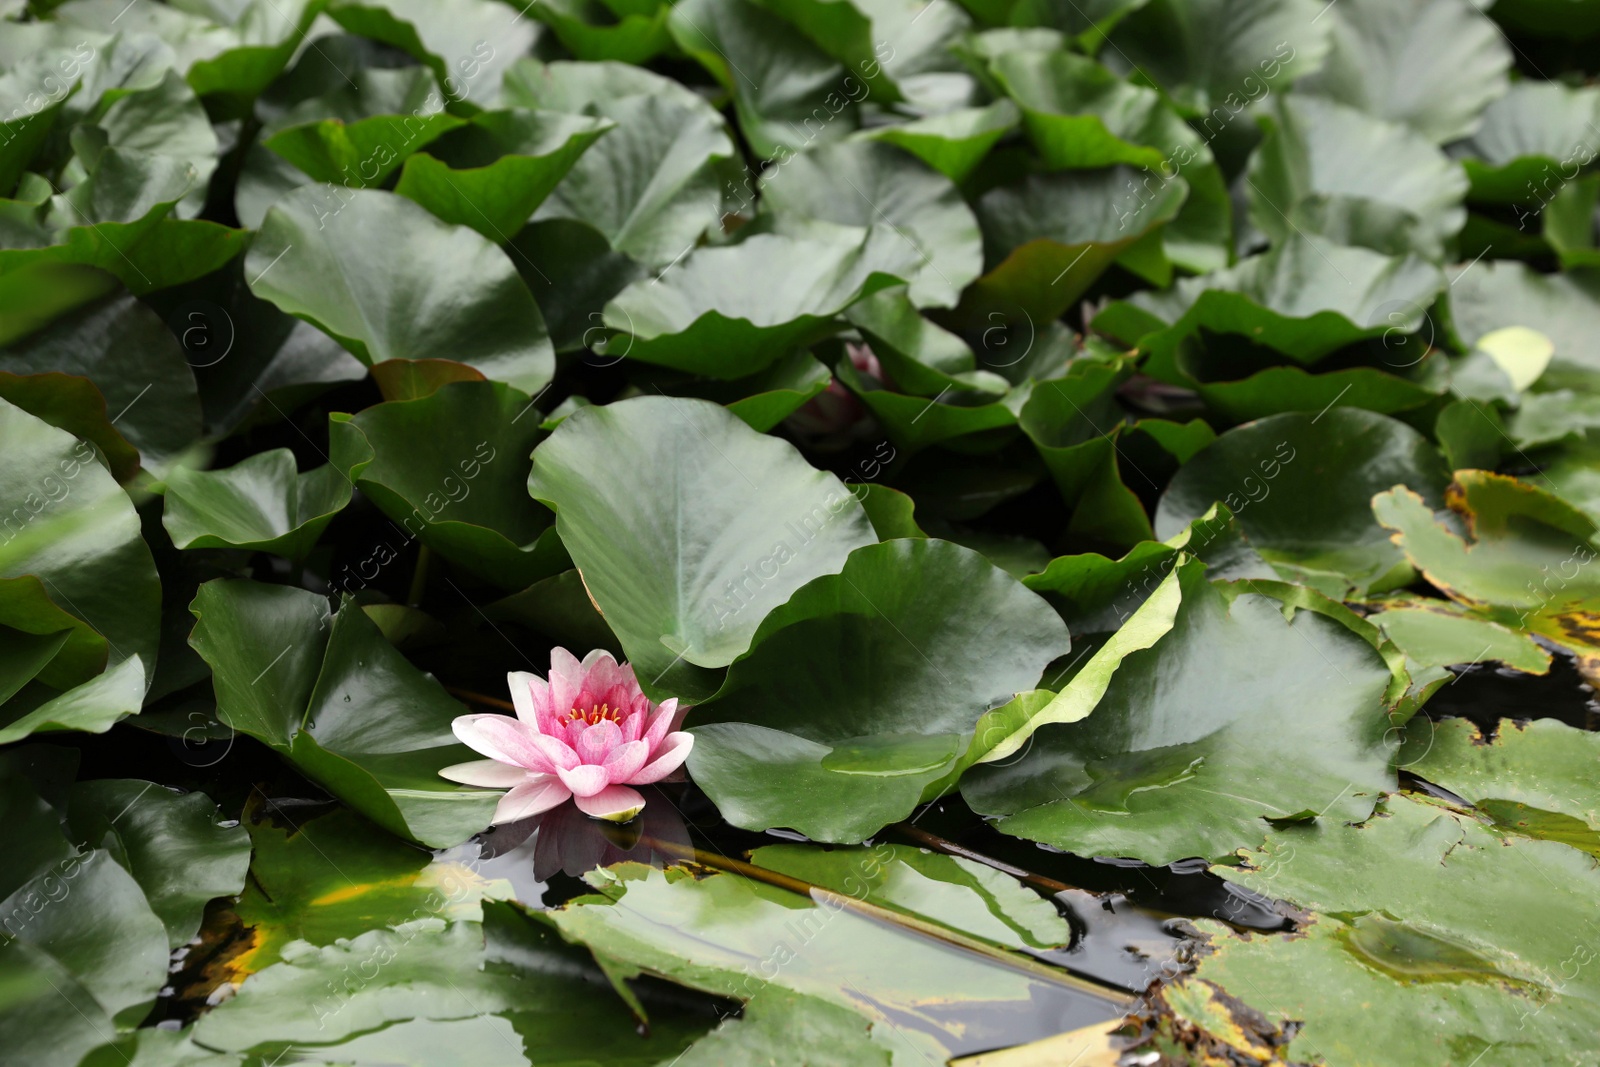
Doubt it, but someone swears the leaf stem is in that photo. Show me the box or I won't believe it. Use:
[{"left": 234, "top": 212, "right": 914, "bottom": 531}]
[
  {"left": 446, "top": 686, "right": 515, "bottom": 711},
  {"left": 408, "top": 544, "right": 432, "bottom": 606},
  {"left": 635, "top": 833, "right": 1129, "bottom": 1003}
]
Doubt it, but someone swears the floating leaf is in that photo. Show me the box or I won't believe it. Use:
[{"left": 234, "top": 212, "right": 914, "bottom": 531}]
[
  {"left": 1248, "top": 95, "right": 1468, "bottom": 261},
  {"left": 1103, "top": 0, "right": 1329, "bottom": 114},
  {"left": 1156, "top": 409, "right": 1451, "bottom": 596},
  {"left": 1369, "top": 603, "right": 1551, "bottom": 675},
  {"left": 162, "top": 447, "right": 359, "bottom": 560},
  {"left": 669, "top": 0, "right": 864, "bottom": 158},
  {"left": 1103, "top": 235, "right": 1447, "bottom": 385},
  {"left": 963, "top": 560, "right": 1397, "bottom": 864},
  {"left": 394, "top": 109, "right": 613, "bottom": 239},
  {"left": 188, "top": 581, "right": 500, "bottom": 847},
  {"left": 509, "top": 61, "right": 737, "bottom": 268},
  {"left": 0, "top": 397, "right": 159, "bottom": 679},
  {"left": 1191, "top": 795, "right": 1600, "bottom": 1065},
  {"left": 527, "top": 396, "right": 876, "bottom": 698},
  {"left": 246, "top": 188, "right": 554, "bottom": 394},
  {"left": 193, "top": 904, "right": 710, "bottom": 1059},
  {"left": 1450, "top": 81, "right": 1600, "bottom": 203},
  {"left": 599, "top": 229, "right": 915, "bottom": 378},
  {"left": 1294, "top": 0, "right": 1510, "bottom": 144},
  {"left": 1374, "top": 470, "right": 1600, "bottom": 678},
  {"left": 66, "top": 780, "right": 250, "bottom": 948},
  {"left": 689, "top": 537, "right": 1068, "bottom": 841},
  {"left": 989, "top": 48, "right": 1230, "bottom": 272},
  {"left": 544, "top": 862, "right": 1121, "bottom": 1062},
  {"left": 751, "top": 842, "right": 1072, "bottom": 951},
  {"left": 233, "top": 808, "right": 509, "bottom": 972},
  {"left": 1446, "top": 260, "right": 1600, "bottom": 392},
  {"left": 326, "top": 0, "right": 536, "bottom": 109},
  {"left": 332, "top": 380, "right": 565, "bottom": 589},
  {"left": 855, "top": 99, "right": 1019, "bottom": 183},
  {"left": 961, "top": 165, "right": 1187, "bottom": 324},
  {"left": 532, "top": 0, "right": 675, "bottom": 63},
  {"left": 1404, "top": 717, "right": 1600, "bottom": 856},
  {"left": 0, "top": 292, "right": 201, "bottom": 476},
  {"left": 760, "top": 140, "right": 981, "bottom": 308}
]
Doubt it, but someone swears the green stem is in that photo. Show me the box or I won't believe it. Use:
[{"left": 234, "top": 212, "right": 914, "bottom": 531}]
[{"left": 407, "top": 544, "right": 432, "bottom": 606}]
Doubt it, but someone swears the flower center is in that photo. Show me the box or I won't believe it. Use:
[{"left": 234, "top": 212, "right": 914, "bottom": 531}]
[{"left": 569, "top": 702, "right": 620, "bottom": 727}]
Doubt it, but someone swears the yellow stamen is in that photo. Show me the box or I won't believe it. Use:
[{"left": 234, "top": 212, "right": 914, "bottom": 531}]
[{"left": 568, "top": 703, "right": 620, "bottom": 727}]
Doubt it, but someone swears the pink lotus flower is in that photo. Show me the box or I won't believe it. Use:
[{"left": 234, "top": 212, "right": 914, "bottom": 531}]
[{"left": 440, "top": 649, "right": 693, "bottom": 824}]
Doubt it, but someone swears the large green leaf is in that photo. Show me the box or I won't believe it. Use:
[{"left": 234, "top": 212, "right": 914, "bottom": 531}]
[
  {"left": 0, "top": 847, "right": 169, "bottom": 1029},
  {"left": 506, "top": 60, "right": 738, "bottom": 268},
  {"left": 529, "top": 103, "right": 730, "bottom": 268},
  {"left": 192, "top": 904, "right": 710, "bottom": 1059},
  {"left": 1100, "top": 235, "right": 1446, "bottom": 382},
  {"left": 1373, "top": 470, "right": 1600, "bottom": 679},
  {"left": 962, "top": 560, "right": 1397, "bottom": 864},
  {"left": 1405, "top": 716, "right": 1600, "bottom": 856},
  {"left": 394, "top": 109, "right": 612, "bottom": 239},
  {"left": 835, "top": 357, "right": 1023, "bottom": 453},
  {"left": 0, "top": 941, "right": 114, "bottom": 1067},
  {"left": 144, "top": 261, "right": 366, "bottom": 437},
  {"left": 162, "top": 446, "right": 360, "bottom": 560},
  {"left": 1248, "top": 95, "right": 1468, "bottom": 261},
  {"left": 0, "top": 292, "right": 202, "bottom": 477},
  {"left": 535, "top": 0, "right": 676, "bottom": 63},
  {"left": 1179, "top": 359, "right": 1445, "bottom": 424},
  {"left": 1293, "top": 0, "right": 1511, "bottom": 144},
  {"left": 505, "top": 219, "right": 648, "bottom": 353},
  {"left": 0, "top": 34, "right": 96, "bottom": 195},
  {"left": 66, "top": 780, "right": 251, "bottom": 948},
  {"left": 760, "top": 141, "right": 980, "bottom": 309},
  {"left": 261, "top": 107, "right": 464, "bottom": 188},
  {"left": 670, "top": 0, "right": 863, "bottom": 158},
  {"left": 188, "top": 580, "right": 500, "bottom": 847},
  {"left": 0, "top": 372, "right": 141, "bottom": 483},
  {"left": 326, "top": 0, "right": 537, "bottom": 109},
  {"left": 1369, "top": 602, "right": 1552, "bottom": 676},
  {"left": 688, "top": 537, "right": 1069, "bottom": 841},
  {"left": 1189, "top": 794, "right": 1600, "bottom": 1065},
  {"left": 0, "top": 657, "right": 145, "bottom": 745},
  {"left": 66, "top": 69, "right": 218, "bottom": 216},
  {"left": 976, "top": 559, "right": 1189, "bottom": 767},
  {"left": 544, "top": 862, "right": 1121, "bottom": 1063},
  {"left": 331, "top": 380, "right": 566, "bottom": 588},
  {"left": 0, "top": 398, "right": 159, "bottom": 679},
  {"left": 989, "top": 48, "right": 1230, "bottom": 273},
  {"left": 1450, "top": 81, "right": 1600, "bottom": 203},
  {"left": 233, "top": 807, "right": 509, "bottom": 972},
  {"left": 961, "top": 164, "right": 1188, "bottom": 323},
  {"left": 855, "top": 99, "right": 1019, "bottom": 183},
  {"left": 1103, "top": 0, "right": 1329, "bottom": 114},
  {"left": 674, "top": 989, "right": 892, "bottom": 1067},
  {"left": 527, "top": 396, "right": 877, "bottom": 699},
  {"left": 56, "top": 0, "right": 321, "bottom": 113},
  {"left": 246, "top": 188, "right": 554, "bottom": 394},
  {"left": 745, "top": 0, "right": 900, "bottom": 103},
  {"left": 0, "top": 188, "right": 247, "bottom": 296},
  {"left": 598, "top": 228, "right": 915, "bottom": 378},
  {"left": 1156, "top": 409, "right": 1452, "bottom": 596},
  {"left": 1015, "top": 356, "right": 1161, "bottom": 547}
]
